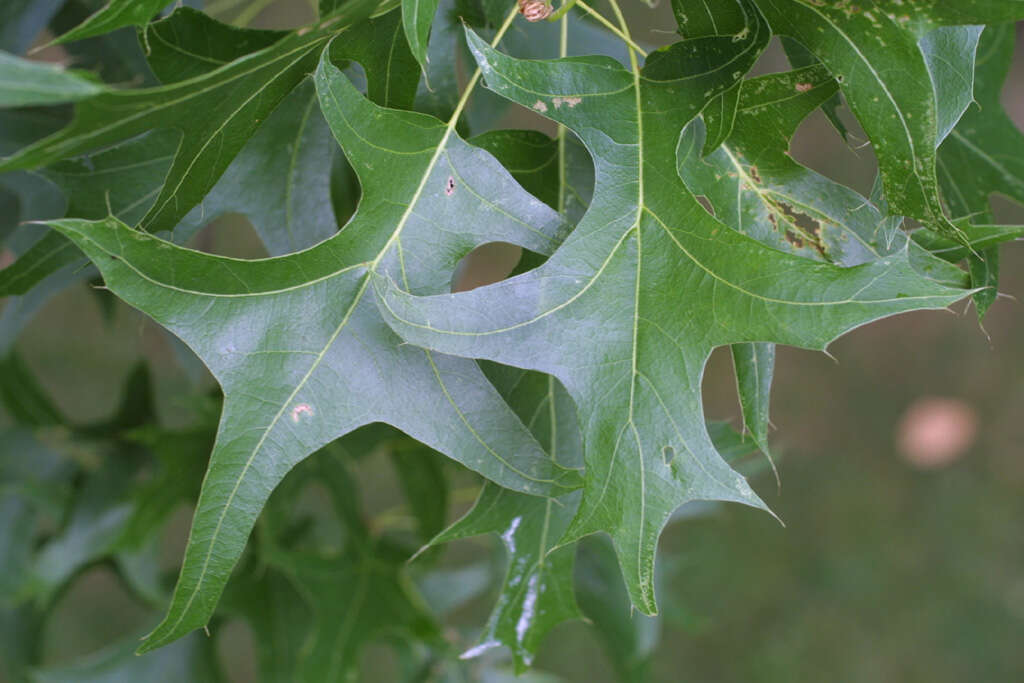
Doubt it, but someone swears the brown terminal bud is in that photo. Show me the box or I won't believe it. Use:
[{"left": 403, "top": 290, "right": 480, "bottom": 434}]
[{"left": 518, "top": 0, "right": 552, "bottom": 22}]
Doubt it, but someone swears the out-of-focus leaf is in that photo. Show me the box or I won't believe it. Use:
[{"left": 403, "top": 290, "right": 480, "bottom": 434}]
[
  {"left": 0, "top": 51, "right": 105, "bottom": 108},
  {"left": 0, "top": 129, "right": 183, "bottom": 299},
  {"left": 49, "top": 0, "right": 158, "bottom": 86},
  {"left": 937, "top": 25, "right": 1024, "bottom": 319},
  {"left": 259, "top": 454, "right": 440, "bottom": 682},
  {"left": 0, "top": 352, "right": 65, "bottom": 426},
  {"left": 142, "top": 7, "right": 285, "bottom": 84},
  {"left": 222, "top": 568, "right": 311, "bottom": 683},
  {"left": 938, "top": 25, "right": 1024, "bottom": 217},
  {"left": 28, "top": 633, "right": 222, "bottom": 683},
  {"left": 0, "top": 429, "right": 71, "bottom": 602},
  {"left": 0, "top": 0, "right": 64, "bottom": 55},
  {"left": 390, "top": 444, "right": 449, "bottom": 543},
  {"left": 403, "top": 0, "right": 440, "bottom": 72},
  {"left": 170, "top": 80, "right": 338, "bottom": 254},
  {"left": 49, "top": 0, "right": 173, "bottom": 46},
  {"left": 575, "top": 536, "right": 658, "bottom": 683},
  {"left": 0, "top": 2, "right": 380, "bottom": 234}
]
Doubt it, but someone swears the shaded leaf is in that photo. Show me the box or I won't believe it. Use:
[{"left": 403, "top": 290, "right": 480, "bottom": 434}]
[
  {"left": 0, "top": 0, "right": 64, "bottom": 55},
  {"left": 142, "top": 7, "right": 285, "bottom": 84},
  {"left": 50, "top": 0, "right": 172, "bottom": 46},
  {"left": 403, "top": 0, "right": 441, "bottom": 72},
  {"left": 29, "top": 633, "right": 221, "bottom": 683},
  {"left": 938, "top": 25, "right": 1024, "bottom": 217},
  {"left": 0, "top": 2, "right": 380, "bottom": 234},
  {"left": 731, "top": 342, "right": 774, "bottom": 454},
  {"left": 0, "top": 51, "right": 105, "bottom": 108}
]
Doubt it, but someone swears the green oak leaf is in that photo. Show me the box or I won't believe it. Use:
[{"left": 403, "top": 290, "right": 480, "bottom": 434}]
[
  {"left": 873, "top": 1, "right": 1024, "bottom": 36},
  {"left": 171, "top": 80, "right": 340, "bottom": 254},
  {"left": 49, "top": 0, "right": 172, "bottom": 46},
  {"left": 670, "top": 0, "right": 770, "bottom": 157},
  {"left": 0, "top": 428, "right": 71, "bottom": 603},
  {"left": 750, "top": 0, "right": 967, "bottom": 242},
  {"left": 0, "top": 129, "right": 178, "bottom": 298},
  {"left": 430, "top": 366, "right": 584, "bottom": 672},
  {"left": 920, "top": 25, "right": 983, "bottom": 146},
  {"left": 221, "top": 568, "right": 311, "bottom": 683},
  {"left": 0, "top": 352, "right": 65, "bottom": 426},
  {"left": 28, "top": 635, "right": 221, "bottom": 683},
  {"left": 259, "top": 452, "right": 439, "bottom": 682},
  {"left": 43, "top": 30, "right": 581, "bottom": 650},
  {"left": 938, "top": 25, "right": 1024, "bottom": 218},
  {"left": 937, "top": 25, "right": 1024, "bottom": 319},
  {"left": 376, "top": 27, "right": 971, "bottom": 614},
  {"left": 402, "top": 0, "right": 440, "bottom": 72},
  {"left": 731, "top": 342, "right": 774, "bottom": 456},
  {"left": 141, "top": 7, "right": 286, "bottom": 84},
  {"left": 0, "top": 1, "right": 380, "bottom": 233},
  {"left": 0, "top": 50, "right": 104, "bottom": 108}
]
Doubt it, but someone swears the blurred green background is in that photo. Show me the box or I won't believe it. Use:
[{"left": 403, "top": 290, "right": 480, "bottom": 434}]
[{"left": 1, "top": 2, "right": 1022, "bottom": 681}]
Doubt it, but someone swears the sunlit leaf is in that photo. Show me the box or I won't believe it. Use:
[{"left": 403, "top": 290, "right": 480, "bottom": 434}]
[{"left": 377, "top": 24, "right": 969, "bottom": 614}]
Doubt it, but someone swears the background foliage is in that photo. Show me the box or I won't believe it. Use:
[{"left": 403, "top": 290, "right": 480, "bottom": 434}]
[{"left": 1, "top": 1, "right": 1023, "bottom": 681}]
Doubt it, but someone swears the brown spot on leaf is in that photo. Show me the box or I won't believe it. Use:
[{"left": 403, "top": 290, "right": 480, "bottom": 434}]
[
  {"left": 445, "top": 176, "right": 455, "bottom": 196},
  {"left": 795, "top": 82, "right": 813, "bottom": 92},
  {"left": 532, "top": 100, "right": 548, "bottom": 113},
  {"left": 695, "top": 195, "right": 716, "bottom": 217}
]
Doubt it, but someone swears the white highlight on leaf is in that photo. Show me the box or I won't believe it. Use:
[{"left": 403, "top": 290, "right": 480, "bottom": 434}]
[
  {"left": 460, "top": 639, "right": 501, "bottom": 659},
  {"left": 500, "top": 515, "right": 522, "bottom": 554},
  {"left": 515, "top": 573, "right": 540, "bottom": 647}
]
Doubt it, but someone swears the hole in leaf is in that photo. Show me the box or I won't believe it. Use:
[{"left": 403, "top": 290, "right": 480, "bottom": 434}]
[
  {"left": 748, "top": 36, "right": 793, "bottom": 77},
  {"left": 662, "top": 445, "right": 676, "bottom": 466},
  {"left": 184, "top": 214, "right": 269, "bottom": 259},
  {"left": 790, "top": 108, "right": 878, "bottom": 198},
  {"left": 451, "top": 242, "right": 523, "bottom": 292},
  {"left": 695, "top": 195, "right": 716, "bottom": 217},
  {"left": 701, "top": 346, "right": 743, "bottom": 426},
  {"left": 42, "top": 567, "right": 151, "bottom": 665}
]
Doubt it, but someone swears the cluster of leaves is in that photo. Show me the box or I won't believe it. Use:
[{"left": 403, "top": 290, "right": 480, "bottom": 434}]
[{"left": 1, "top": 0, "right": 1023, "bottom": 678}]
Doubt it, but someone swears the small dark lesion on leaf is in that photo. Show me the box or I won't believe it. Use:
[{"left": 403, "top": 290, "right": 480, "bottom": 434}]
[
  {"left": 748, "top": 165, "right": 762, "bottom": 184},
  {"left": 444, "top": 176, "right": 455, "bottom": 196},
  {"left": 662, "top": 445, "right": 676, "bottom": 467},
  {"left": 768, "top": 198, "right": 827, "bottom": 258},
  {"left": 695, "top": 195, "right": 716, "bottom": 217}
]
